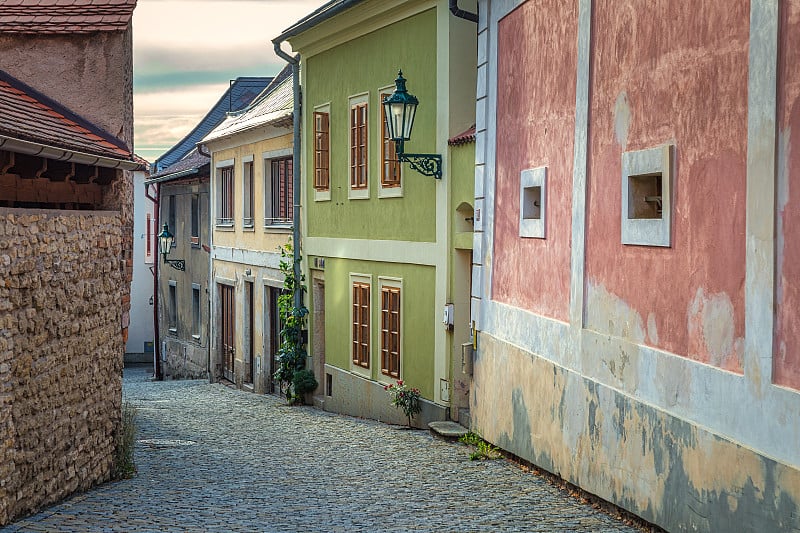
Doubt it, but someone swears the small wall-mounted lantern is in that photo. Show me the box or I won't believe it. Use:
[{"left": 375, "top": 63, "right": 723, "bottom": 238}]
[
  {"left": 157, "top": 223, "right": 185, "bottom": 271},
  {"left": 382, "top": 70, "right": 442, "bottom": 179}
]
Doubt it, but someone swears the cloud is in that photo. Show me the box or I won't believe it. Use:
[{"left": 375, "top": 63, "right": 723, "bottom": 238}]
[{"left": 132, "top": 0, "right": 326, "bottom": 161}]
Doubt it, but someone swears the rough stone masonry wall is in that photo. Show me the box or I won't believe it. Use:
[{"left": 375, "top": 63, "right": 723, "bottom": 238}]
[{"left": 0, "top": 209, "right": 125, "bottom": 526}]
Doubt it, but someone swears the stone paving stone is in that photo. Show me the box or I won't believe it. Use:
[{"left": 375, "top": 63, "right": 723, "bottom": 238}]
[{"left": 0, "top": 367, "right": 644, "bottom": 533}]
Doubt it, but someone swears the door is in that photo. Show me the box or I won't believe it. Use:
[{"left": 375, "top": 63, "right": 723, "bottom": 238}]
[
  {"left": 312, "top": 277, "right": 326, "bottom": 396},
  {"left": 268, "top": 286, "right": 283, "bottom": 394},
  {"left": 244, "top": 281, "right": 254, "bottom": 384},
  {"left": 219, "top": 283, "right": 235, "bottom": 382}
]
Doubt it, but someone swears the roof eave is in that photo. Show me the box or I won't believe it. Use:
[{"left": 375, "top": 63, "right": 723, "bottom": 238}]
[
  {"left": 201, "top": 112, "right": 294, "bottom": 146},
  {"left": 145, "top": 167, "right": 202, "bottom": 184},
  {"left": 0, "top": 135, "right": 140, "bottom": 171},
  {"left": 273, "top": 0, "right": 366, "bottom": 43}
]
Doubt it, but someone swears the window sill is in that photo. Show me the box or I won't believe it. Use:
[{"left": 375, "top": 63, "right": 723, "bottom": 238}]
[
  {"left": 215, "top": 224, "right": 235, "bottom": 232},
  {"left": 241, "top": 225, "right": 255, "bottom": 233},
  {"left": 168, "top": 327, "right": 177, "bottom": 334},
  {"left": 263, "top": 225, "right": 292, "bottom": 234},
  {"left": 191, "top": 334, "right": 201, "bottom": 342},
  {"left": 378, "top": 186, "right": 403, "bottom": 199}
]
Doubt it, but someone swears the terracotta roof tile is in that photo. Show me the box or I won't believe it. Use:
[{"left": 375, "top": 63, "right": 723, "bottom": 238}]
[
  {"left": 0, "top": 0, "right": 136, "bottom": 33},
  {"left": 448, "top": 125, "right": 476, "bottom": 146},
  {"left": 0, "top": 69, "right": 132, "bottom": 160}
]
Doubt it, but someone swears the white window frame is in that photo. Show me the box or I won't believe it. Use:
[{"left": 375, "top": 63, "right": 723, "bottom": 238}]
[
  {"left": 348, "top": 93, "right": 370, "bottom": 200},
  {"left": 377, "top": 84, "right": 404, "bottom": 198},
  {"left": 313, "top": 103, "right": 332, "bottom": 202},
  {"left": 242, "top": 155, "right": 255, "bottom": 230},
  {"left": 215, "top": 158, "right": 235, "bottom": 229},
  {"left": 262, "top": 147, "right": 294, "bottom": 231},
  {"left": 621, "top": 144, "right": 673, "bottom": 247},
  {"left": 349, "top": 273, "right": 372, "bottom": 378},
  {"left": 378, "top": 276, "right": 403, "bottom": 382}
]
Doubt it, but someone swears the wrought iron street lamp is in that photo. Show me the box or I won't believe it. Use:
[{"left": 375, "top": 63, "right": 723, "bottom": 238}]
[
  {"left": 382, "top": 70, "right": 442, "bottom": 179},
  {"left": 157, "top": 223, "right": 185, "bottom": 271}
]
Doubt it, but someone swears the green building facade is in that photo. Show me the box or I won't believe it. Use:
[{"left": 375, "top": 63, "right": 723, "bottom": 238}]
[{"left": 281, "top": 0, "right": 477, "bottom": 425}]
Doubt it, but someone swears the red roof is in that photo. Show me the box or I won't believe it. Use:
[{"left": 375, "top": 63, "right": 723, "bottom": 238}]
[
  {"left": 448, "top": 125, "right": 476, "bottom": 146},
  {"left": 0, "top": 69, "right": 131, "bottom": 160},
  {"left": 0, "top": 0, "right": 136, "bottom": 33}
]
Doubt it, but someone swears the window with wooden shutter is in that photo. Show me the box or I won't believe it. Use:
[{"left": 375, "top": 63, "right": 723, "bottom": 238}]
[
  {"left": 265, "top": 157, "right": 293, "bottom": 226},
  {"left": 380, "top": 285, "right": 400, "bottom": 378},
  {"left": 350, "top": 101, "right": 368, "bottom": 190},
  {"left": 352, "top": 281, "right": 370, "bottom": 368},
  {"left": 314, "top": 111, "right": 330, "bottom": 191}
]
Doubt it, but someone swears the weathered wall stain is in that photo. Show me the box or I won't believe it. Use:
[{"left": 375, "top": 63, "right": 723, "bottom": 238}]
[{"left": 474, "top": 334, "right": 800, "bottom": 532}]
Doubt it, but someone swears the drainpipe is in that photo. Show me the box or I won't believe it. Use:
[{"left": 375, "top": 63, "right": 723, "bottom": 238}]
[
  {"left": 144, "top": 181, "right": 163, "bottom": 380},
  {"left": 449, "top": 0, "right": 478, "bottom": 22},
  {"left": 272, "top": 39, "right": 303, "bottom": 312}
]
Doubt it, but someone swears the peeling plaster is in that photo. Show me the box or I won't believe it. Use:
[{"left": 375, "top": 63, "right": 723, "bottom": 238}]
[
  {"left": 646, "top": 312, "right": 659, "bottom": 345},
  {"left": 614, "top": 91, "right": 631, "bottom": 149},
  {"left": 688, "top": 287, "right": 743, "bottom": 371},
  {"left": 586, "top": 281, "right": 645, "bottom": 343}
]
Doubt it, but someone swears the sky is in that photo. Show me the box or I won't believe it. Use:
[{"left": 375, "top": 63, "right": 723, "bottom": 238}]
[{"left": 132, "top": 0, "right": 328, "bottom": 163}]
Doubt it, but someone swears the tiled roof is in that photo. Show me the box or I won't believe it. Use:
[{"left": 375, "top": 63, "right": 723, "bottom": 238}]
[
  {"left": 202, "top": 73, "right": 293, "bottom": 145},
  {"left": 0, "top": 0, "right": 137, "bottom": 33},
  {"left": 148, "top": 147, "right": 208, "bottom": 181},
  {"left": 153, "top": 76, "right": 272, "bottom": 173},
  {"left": 448, "top": 125, "right": 476, "bottom": 146},
  {"left": 0, "top": 69, "right": 131, "bottom": 160}
]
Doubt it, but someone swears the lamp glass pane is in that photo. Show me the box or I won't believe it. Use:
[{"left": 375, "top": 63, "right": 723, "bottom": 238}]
[{"left": 403, "top": 104, "right": 416, "bottom": 139}]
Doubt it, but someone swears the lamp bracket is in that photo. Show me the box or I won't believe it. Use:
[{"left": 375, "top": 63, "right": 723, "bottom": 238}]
[
  {"left": 399, "top": 153, "right": 442, "bottom": 179},
  {"left": 164, "top": 258, "right": 185, "bottom": 271}
]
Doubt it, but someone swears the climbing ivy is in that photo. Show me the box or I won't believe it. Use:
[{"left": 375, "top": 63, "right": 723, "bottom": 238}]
[{"left": 274, "top": 242, "right": 316, "bottom": 404}]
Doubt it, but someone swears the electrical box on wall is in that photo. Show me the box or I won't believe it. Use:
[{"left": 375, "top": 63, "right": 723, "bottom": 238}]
[{"left": 442, "top": 303, "right": 454, "bottom": 329}]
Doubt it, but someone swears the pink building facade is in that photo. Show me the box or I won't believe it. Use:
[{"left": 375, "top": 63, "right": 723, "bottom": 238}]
[{"left": 472, "top": 1, "right": 800, "bottom": 530}]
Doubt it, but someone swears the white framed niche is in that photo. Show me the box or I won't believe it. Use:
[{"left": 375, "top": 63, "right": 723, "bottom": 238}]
[
  {"left": 518, "top": 166, "right": 547, "bottom": 239},
  {"left": 621, "top": 144, "right": 674, "bottom": 247}
]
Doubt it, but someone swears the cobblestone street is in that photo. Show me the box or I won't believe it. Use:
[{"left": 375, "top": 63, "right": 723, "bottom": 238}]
[{"left": 2, "top": 367, "right": 644, "bottom": 532}]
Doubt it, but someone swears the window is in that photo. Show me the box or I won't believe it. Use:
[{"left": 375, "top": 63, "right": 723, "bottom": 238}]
[
  {"left": 621, "top": 144, "right": 673, "bottom": 247},
  {"left": 167, "top": 195, "right": 176, "bottom": 240},
  {"left": 380, "top": 92, "right": 402, "bottom": 192},
  {"left": 146, "top": 212, "right": 153, "bottom": 261},
  {"left": 314, "top": 110, "right": 330, "bottom": 192},
  {"left": 352, "top": 280, "right": 370, "bottom": 369},
  {"left": 168, "top": 280, "right": 177, "bottom": 332},
  {"left": 380, "top": 284, "right": 401, "bottom": 378},
  {"left": 265, "top": 158, "right": 293, "bottom": 226},
  {"left": 349, "top": 95, "right": 369, "bottom": 198},
  {"left": 243, "top": 159, "right": 254, "bottom": 228},
  {"left": 216, "top": 163, "right": 234, "bottom": 226},
  {"left": 519, "top": 166, "right": 547, "bottom": 239},
  {"left": 190, "top": 194, "right": 199, "bottom": 245},
  {"left": 192, "top": 283, "right": 201, "bottom": 339}
]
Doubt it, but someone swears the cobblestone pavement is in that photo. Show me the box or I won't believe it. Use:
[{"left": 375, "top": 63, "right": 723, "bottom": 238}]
[{"left": 2, "top": 367, "right": 644, "bottom": 532}]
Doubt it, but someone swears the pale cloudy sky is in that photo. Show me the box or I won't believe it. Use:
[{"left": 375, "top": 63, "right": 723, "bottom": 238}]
[{"left": 132, "top": 0, "right": 328, "bottom": 162}]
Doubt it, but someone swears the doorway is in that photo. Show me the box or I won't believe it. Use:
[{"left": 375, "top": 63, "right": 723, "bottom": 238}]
[{"left": 219, "top": 283, "right": 236, "bottom": 382}]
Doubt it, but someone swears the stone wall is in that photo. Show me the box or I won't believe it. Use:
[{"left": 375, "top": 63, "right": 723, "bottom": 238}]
[{"left": 0, "top": 209, "right": 125, "bottom": 526}]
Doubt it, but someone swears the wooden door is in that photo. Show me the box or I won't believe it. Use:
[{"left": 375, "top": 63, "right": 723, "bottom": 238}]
[{"left": 219, "top": 283, "right": 235, "bottom": 382}]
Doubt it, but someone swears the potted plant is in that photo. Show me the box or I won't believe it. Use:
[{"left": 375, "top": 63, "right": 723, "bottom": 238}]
[{"left": 384, "top": 380, "right": 422, "bottom": 428}]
